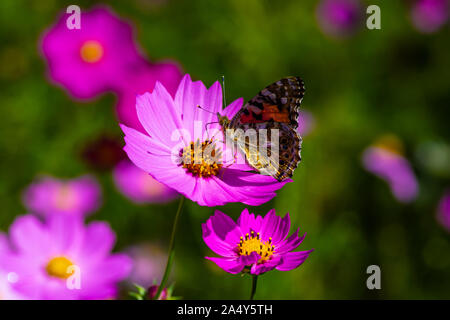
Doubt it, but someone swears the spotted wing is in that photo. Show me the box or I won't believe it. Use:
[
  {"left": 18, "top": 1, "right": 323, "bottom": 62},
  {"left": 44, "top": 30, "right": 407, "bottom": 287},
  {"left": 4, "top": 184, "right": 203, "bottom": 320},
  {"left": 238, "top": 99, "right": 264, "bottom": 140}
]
[
  {"left": 231, "top": 122, "right": 302, "bottom": 182},
  {"left": 230, "top": 76, "right": 305, "bottom": 129}
]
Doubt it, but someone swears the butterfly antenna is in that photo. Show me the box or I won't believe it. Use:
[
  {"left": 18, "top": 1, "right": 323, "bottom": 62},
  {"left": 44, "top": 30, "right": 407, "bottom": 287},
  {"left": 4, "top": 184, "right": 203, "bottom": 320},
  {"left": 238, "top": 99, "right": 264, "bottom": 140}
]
[
  {"left": 196, "top": 105, "right": 216, "bottom": 114},
  {"left": 221, "top": 75, "right": 227, "bottom": 107}
]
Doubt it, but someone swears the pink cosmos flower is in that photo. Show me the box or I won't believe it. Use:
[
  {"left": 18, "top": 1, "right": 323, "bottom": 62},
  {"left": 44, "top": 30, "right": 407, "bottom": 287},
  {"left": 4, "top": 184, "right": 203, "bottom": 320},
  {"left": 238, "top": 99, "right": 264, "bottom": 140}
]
[
  {"left": 116, "top": 61, "right": 184, "bottom": 133},
  {"left": 3, "top": 214, "right": 132, "bottom": 300},
  {"left": 120, "top": 74, "right": 290, "bottom": 206},
  {"left": 0, "top": 234, "right": 24, "bottom": 300},
  {"left": 411, "top": 0, "right": 449, "bottom": 34},
  {"left": 23, "top": 175, "right": 101, "bottom": 219},
  {"left": 202, "top": 209, "right": 313, "bottom": 275},
  {"left": 125, "top": 243, "right": 167, "bottom": 288},
  {"left": 40, "top": 6, "right": 144, "bottom": 100},
  {"left": 316, "top": 0, "right": 363, "bottom": 38},
  {"left": 362, "top": 145, "right": 419, "bottom": 203},
  {"left": 113, "top": 160, "right": 178, "bottom": 204},
  {"left": 437, "top": 191, "right": 450, "bottom": 232}
]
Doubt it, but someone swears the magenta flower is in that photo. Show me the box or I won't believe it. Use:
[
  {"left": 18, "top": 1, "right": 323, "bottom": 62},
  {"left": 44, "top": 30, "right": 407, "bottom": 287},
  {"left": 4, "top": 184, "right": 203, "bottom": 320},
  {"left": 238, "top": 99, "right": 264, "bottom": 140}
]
[
  {"left": 437, "top": 191, "right": 450, "bottom": 232},
  {"left": 0, "top": 234, "right": 24, "bottom": 300},
  {"left": 362, "top": 145, "right": 419, "bottom": 203},
  {"left": 116, "top": 61, "right": 184, "bottom": 133},
  {"left": 113, "top": 160, "right": 178, "bottom": 204},
  {"left": 3, "top": 215, "right": 132, "bottom": 300},
  {"left": 40, "top": 6, "right": 144, "bottom": 100},
  {"left": 125, "top": 243, "right": 167, "bottom": 288},
  {"left": 411, "top": 0, "right": 449, "bottom": 34},
  {"left": 316, "top": 0, "right": 363, "bottom": 38},
  {"left": 23, "top": 175, "right": 101, "bottom": 219},
  {"left": 120, "top": 74, "right": 290, "bottom": 206},
  {"left": 202, "top": 209, "right": 313, "bottom": 275}
]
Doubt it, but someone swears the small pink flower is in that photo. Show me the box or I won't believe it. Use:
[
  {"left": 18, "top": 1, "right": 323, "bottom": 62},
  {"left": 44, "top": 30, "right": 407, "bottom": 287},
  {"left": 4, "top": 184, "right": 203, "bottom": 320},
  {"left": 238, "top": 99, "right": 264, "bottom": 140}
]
[
  {"left": 298, "top": 110, "right": 315, "bottom": 137},
  {"left": 23, "top": 175, "right": 101, "bottom": 218},
  {"left": 40, "top": 6, "right": 144, "bottom": 99},
  {"left": 116, "top": 61, "right": 184, "bottom": 133},
  {"left": 125, "top": 243, "right": 167, "bottom": 288},
  {"left": 147, "top": 285, "right": 169, "bottom": 300},
  {"left": 114, "top": 160, "right": 178, "bottom": 204},
  {"left": 316, "top": 0, "right": 363, "bottom": 38},
  {"left": 203, "top": 209, "right": 313, "bottom": 275},
  {"left": 411, "top": 0, "right": 449, "bottom": 34},
  {"left": 0, "top": 234, "right": 24, "bottom": 300},
  {"left": 437, "top": 191, "right": 450, "bottom": 232},
  {"left": 3, "top": 215, "right": 132, "bottom": 300},
  {"left": 120, "top": 74, "right": 290, "bottom": 206},
  {"left": 362, "top": 145, "right": 419, "bottom": 203}
]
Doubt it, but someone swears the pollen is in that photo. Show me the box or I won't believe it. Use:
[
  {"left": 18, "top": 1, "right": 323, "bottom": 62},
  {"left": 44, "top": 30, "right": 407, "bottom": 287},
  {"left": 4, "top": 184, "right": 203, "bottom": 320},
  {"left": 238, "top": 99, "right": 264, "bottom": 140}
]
[
  {"left": 46, "top": 256, "right": 74, "bottom": 279},
  {"left": 80, "top": 40, "right": 104, "bottom": 63},
  {"left": 180, "top": 139, "right": 223, "bottom": 178},
  {"left": 238, "top": 231, "right": 275, "bottom": 261}
]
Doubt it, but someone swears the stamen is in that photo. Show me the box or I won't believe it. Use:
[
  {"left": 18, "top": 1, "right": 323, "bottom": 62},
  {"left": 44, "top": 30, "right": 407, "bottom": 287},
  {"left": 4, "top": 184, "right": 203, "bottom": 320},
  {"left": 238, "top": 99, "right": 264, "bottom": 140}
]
[
  {"left": 180, "top": 139, "right": 222, "bottom": 178},
  {"left": 237, "top": 232, "right": 275, "bottom": 262}
]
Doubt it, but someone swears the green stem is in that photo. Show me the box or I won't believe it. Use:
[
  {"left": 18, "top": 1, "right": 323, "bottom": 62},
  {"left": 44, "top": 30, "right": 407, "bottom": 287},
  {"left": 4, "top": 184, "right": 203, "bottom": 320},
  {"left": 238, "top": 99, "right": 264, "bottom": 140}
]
[
  {"left": 249, "top": 275, "right": 258, "bottom": 300},
  {"left": 153, "top": 196, "right": 185, "bottom": 300}
]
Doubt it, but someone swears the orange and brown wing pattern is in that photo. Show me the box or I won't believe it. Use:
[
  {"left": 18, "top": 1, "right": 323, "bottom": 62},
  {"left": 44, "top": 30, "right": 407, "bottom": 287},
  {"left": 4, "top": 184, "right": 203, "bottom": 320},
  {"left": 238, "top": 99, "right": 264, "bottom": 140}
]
[{"left": 232, "top": 76, "right": 305, "bottom": 128}]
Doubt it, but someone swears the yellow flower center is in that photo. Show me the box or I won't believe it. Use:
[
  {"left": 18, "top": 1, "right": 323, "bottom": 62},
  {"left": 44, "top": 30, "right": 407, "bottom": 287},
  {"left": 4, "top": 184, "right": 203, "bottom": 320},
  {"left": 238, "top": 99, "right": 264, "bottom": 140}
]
[
  {"left": 373, "top": 134, "right": 404, "bottom": 156},
  {"left": 180, "top": 139, "right": 222, "bottom": 178},
  {"left": 46, "top": 256, "right": 74, "bottom": 279},
  {"left": 238, "top": 231, "right": 274, "bottom": 261},
  {"left": 80, "top": 40, "right": 104, "bottom": 63}
]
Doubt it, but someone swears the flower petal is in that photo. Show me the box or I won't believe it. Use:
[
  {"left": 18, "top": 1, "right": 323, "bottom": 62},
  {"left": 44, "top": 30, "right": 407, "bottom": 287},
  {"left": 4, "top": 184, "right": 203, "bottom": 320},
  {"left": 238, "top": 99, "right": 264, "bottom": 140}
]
[
  {"left": 259, "top": 209, "right": 281, "bottom": 241},
  {"left": 272, "top": 213, "right": 291, "bottom": 244},
  {"left": 207, "top": 210, "right": 242, "bottom": 245},
  {"left": 205, "top": 256, "right": 245, "bottom": 274},
  {"left": 175, "top": 74, "right": 208, "bottom": 135},
  {"left": 275, "top": 229, "right": 306, "bottom": 255},
  {"left": 136, "top": 83, "right": 183, "bottom": 143},
  {"left": 237, "top": 208, "right": 263, "bottom": 235},
  {"left": 9, "top": 215, "right": 50, "bottom": 254},
  {"left": 202, "top": 221, "right": 236, "bottom": 258},
  {"left": 275, "top": 250, "right": 313, "bottom": 271},
  {"left": 250, "top": 255, "right": 283, "bottom": 275}
]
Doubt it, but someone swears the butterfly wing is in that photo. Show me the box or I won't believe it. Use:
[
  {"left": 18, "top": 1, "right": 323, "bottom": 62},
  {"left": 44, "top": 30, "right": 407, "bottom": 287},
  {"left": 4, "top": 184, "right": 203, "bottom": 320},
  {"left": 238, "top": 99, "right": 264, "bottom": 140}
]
[
  {"left": 230, "top": 76, "right": 305, "bottom": 129},
  {"left": 232, "top": 122, "right": 302, "bottom": 181},
  {"left": 226, "top": 77, "right": 305, "bottom": 181}
]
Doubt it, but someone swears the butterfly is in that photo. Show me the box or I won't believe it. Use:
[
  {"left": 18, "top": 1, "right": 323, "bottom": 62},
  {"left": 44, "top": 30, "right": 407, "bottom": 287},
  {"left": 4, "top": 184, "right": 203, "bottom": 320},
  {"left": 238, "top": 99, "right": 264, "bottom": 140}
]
[{"left": 218, "top": 77, "right": 305, "bottom": 181}]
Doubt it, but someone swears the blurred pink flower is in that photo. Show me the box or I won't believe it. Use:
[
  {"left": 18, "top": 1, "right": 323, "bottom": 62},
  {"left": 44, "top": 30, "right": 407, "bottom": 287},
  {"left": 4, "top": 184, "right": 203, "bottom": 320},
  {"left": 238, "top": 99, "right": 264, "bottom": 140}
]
[
  {"left": 316, "top": 0, "right": 363, "bottom": 38},
  {"left": 437, "top": 191, "right": 450, "bottom": 231},
  {"left": 125, "top": 243, "right": 167, "bottom": 288},
  {"left": 362, "top": 146, "right": 419, "bottom": 203},
  {"left": 147, "top": 285, "right": 168, "bottom": 300},
  {"left": 113, "top": 160, "right": 178, "bottom": 204},
  {"left": 203, "top": 209, "right": 313, "bottom": 275},
  {"left": 3, "top": 215, "right": 132, "bottom": 300},
  {"left": 116, "top": 61, "right": 184, "bottom": 133},
  {"left": 120, "top": 74, "right": 290, "bottom": 206},
  {"left": 411, "top": 0, "right": 449, "bottom": 34},
  {"left": 40, "top": 6, "right": 144, "bottom": 99},
  {"left": 0, "top": 234, "right": 24, "bottom": 300},
  {"left": 23, "top": 175, "right": 101, "bottom": 218},
  {"left": 297, "top": 110, "right": 315, "bottom": 137}
]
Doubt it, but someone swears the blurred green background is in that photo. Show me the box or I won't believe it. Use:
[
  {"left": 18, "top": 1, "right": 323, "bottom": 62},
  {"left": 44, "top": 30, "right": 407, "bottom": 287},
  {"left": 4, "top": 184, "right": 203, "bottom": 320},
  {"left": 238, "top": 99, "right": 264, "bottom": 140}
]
[{"left": 0, "top": 0, "right": 449, "bottom": 299}]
